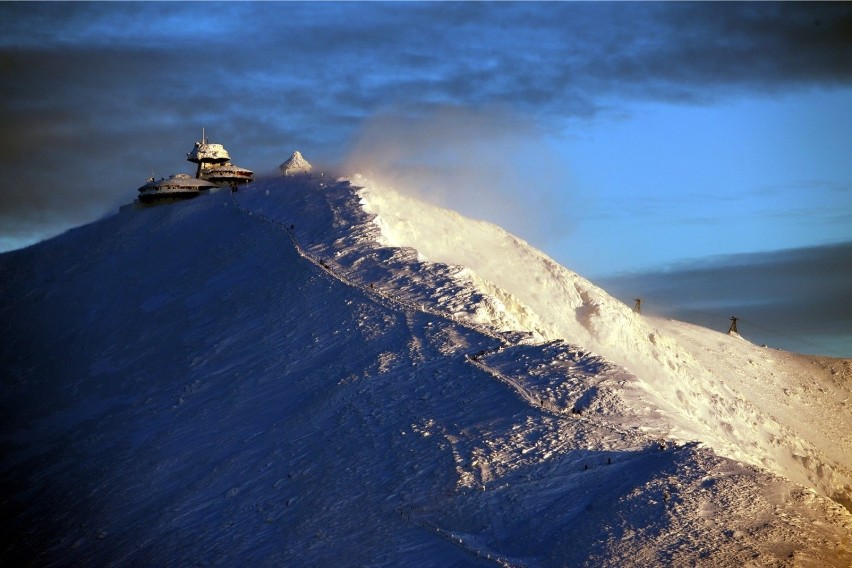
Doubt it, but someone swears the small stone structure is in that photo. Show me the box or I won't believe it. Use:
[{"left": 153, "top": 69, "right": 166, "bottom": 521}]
[{"left": 279, "top": 151, "right": 312, "bottom": 176}]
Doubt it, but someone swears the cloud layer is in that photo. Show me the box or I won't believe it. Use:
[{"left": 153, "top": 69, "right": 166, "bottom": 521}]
[
  {"left": 600, "top": 241, "right": 852, "bottom": 357},
  {"left": 1, "top": 2, "right": 851, "bottom": 249}
]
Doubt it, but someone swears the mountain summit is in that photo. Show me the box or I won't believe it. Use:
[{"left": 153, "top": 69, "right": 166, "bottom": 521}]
[{"left": 1, "top": 173, "right": 850, "bottom": 566}]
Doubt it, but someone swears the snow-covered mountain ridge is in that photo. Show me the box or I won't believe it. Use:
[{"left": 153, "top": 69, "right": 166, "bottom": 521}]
[
  {"left": 241, "top": 173, "right": 851, "bottom": 506},
  {"left": 2, "top": 173, "right": 850, "bottom": 566}
]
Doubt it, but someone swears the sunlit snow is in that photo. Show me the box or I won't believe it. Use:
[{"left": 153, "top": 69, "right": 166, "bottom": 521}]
[
  {"left": 1, "top": 172, "right": 850, "bottom": 566},
  {"left": 354, "top": 176, "right": 852, "bottom": 503}
]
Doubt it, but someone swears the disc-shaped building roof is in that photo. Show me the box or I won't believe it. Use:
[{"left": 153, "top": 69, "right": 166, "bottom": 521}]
[
  {"left": 137, "top": 173, "right": 220, "bottom": 203},
  {"left": 205, "top": 164, "right": 254, "bottom": 186},
  {"left": 187, "top": 141, "right": 230, "bottom": 164}
]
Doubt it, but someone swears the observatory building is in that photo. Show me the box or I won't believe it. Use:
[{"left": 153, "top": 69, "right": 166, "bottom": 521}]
[
  {"left": 137, "top": 174, "right": 219, "bottom": 203},
  {"left": 187, "top": 132, "right": 254, "bottom": 188},
  {"left": 137, "top": 131, "right": 254, "bottom": 203}
]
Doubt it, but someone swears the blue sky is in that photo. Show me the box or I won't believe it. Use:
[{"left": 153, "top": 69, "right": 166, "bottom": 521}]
[
  {"left": 559, "top": 91, "right": 852, "bottom": 274},
  {"left": 1, "top": 2, "right": 850, "bottom": 354}
]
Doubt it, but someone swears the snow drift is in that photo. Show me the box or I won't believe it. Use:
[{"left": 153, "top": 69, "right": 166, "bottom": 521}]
[
  {"left": 1, "top": 172, "right": 850, "bottom": 567},
  {"left": 352, "top": 176, "right": 852, "bottom": 505}
]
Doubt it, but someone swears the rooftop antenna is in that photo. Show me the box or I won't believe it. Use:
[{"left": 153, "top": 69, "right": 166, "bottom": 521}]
[{"left": 202, "top": 126, "right": 206, "bottom": 144}]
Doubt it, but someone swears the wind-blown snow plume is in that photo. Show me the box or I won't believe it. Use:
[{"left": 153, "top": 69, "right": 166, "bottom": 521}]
[{"left": 342, "top": 106, "right": 579, "bottom": 248}]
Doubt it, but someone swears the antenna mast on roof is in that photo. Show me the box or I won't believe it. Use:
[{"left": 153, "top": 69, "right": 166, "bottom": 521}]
[{"left": 202, "top": 126, "right": 206, "bottom": 144}]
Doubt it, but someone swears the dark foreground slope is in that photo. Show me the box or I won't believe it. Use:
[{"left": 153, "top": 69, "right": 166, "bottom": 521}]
[
  {"left": 1, "top": 190, "right": 489, "bottom": 566},
  {"left": 2, "top": 182, "right": 850, "bottom": 567}
]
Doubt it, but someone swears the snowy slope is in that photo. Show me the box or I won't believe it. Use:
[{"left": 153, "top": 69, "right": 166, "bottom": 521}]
[
  {"left": 1, "top": 174, "right": 851, "bottom": 567},
  {"left": 353, "top": 176, "right": 852, "bottom": 506}
]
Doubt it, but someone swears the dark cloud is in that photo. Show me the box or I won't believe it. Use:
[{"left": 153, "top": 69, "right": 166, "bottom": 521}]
[
  {"left": 600, "top": 241, "right": 852, "bottom": 357},
  {"left": 1, "top": 2, "right": 850, "bottom": 248}
]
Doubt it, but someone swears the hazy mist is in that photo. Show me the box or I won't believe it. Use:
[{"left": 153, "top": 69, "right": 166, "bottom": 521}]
[{"left": 342, "top": 106, "right": 579, "bottom": 248}]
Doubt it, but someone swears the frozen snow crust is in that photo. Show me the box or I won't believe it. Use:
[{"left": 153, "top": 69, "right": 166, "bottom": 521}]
[
  {"left": 352, "top": 176, "right": 852, "bottom": 501},
  {"left": 1, "top": 174, "right": 850, "bottom": 566}
]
